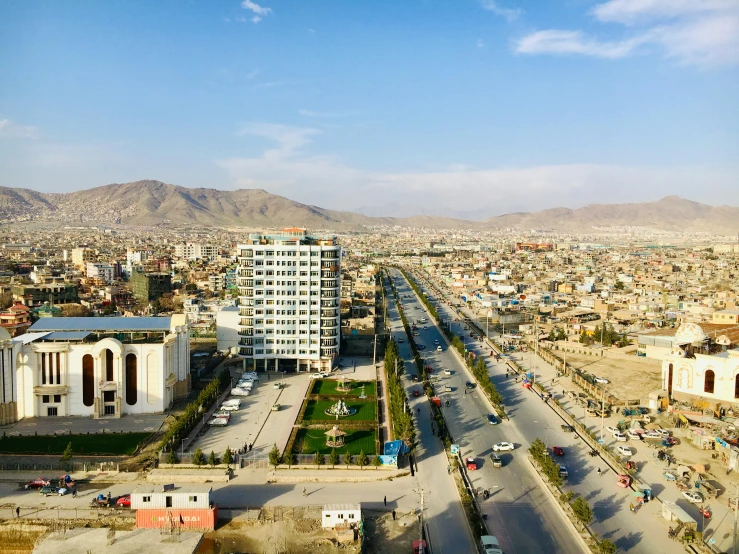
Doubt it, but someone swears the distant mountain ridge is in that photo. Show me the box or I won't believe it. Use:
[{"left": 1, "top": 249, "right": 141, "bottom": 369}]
[{"left": 0, "top": 180, "right": 737, "bottom": 233}]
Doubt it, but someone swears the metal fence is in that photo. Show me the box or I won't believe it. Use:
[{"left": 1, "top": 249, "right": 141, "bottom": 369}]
[{"left": 0, "top": 460, "right": 118, "bottom": 472}]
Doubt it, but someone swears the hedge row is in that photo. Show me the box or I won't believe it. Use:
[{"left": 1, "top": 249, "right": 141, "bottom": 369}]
[{"left": 159, "top": 368, "right": 231, "bottom": 453}]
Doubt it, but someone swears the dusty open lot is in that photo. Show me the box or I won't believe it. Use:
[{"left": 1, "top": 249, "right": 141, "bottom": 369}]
[{"left": 555, "top": 350, "right": 662, "bottom": 403}]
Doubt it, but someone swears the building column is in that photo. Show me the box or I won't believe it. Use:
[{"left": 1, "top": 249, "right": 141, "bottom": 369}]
[{"left": 275, "top": 358, "right": 279, "bottom": 373}]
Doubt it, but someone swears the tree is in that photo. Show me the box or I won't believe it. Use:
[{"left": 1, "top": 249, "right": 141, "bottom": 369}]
[
  {"left": 329, "top": 449, "right": 339, "bottom": 467},
  {"left": 313, "top": 451, "right": 324, "bottom": 465},
  {"left": 208, "top": 450, "right": 217, "bottom": 467},
  {"left": 166, "top": 449, "right": 178, "bottom": 464},
  {"left": 60, "top": 304, "right": 90, "bottom": 317},
  {"left": 61, "top": 442, "right": 73, "bottom": 462},
  {"left": 192, "top": 448, "right": 206, "bottom": 466},
  {"left": 528, "top": 438, "right": 547, "bottom": 462},
  {"left": 343, "top": 452, "right": 353, "bottom": 468},
  {"left": 268, "top": 443, "right": 281, "bottom": 469},
  {"left": 222, "top": 447, "right": 233, "bottom": 466},
  {"left": 372, "top": 454, "right": 382, "bottom": 468},
  {"left": 284, "top": 449, "right": 295, "bottom": 468},
  {"left": 614, "top": 280, "right": 625, "bottom": 291},
  {"left": 0, "top": 292, "right": 14, "bottom": 310},
  {"left": 571, "top": 496, "right": 594, "bottom": 526},
  {"left": 594, "top": 537, "right": 617, "bottom": 554},
  {"left": 357, "top": 449, "right": 368, "bottom": 468}
]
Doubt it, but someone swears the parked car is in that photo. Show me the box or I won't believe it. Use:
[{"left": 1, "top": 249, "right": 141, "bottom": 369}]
[
  {"left": 613, "top": 431, "right": 628, "bottom": 442},
  {"left": 25, "top": 477, "right": 50, "bottom": 489},
  {"left": 310, "top": 372, "right": 328, "bottom": 380},
  {"left": 208, "top": 416, "right": 229, "bottom": 426},
  {"left": 443, "top": 369, "right": 452, "bottom": 375},
  {"left": 220, "top": 400, "right": 241, "bottom": 411},
  {"left": 560, "top": 424, "right": 575, "bottom": 433},
  {"left": 643, "top": 431, "right": 662, "bottom": 439},
  {"left": 606, "top": 426, "right": 620, "bottom": 435},
  {"left": 616, "top": 446, "right": 633, "bottom": 457},
  {"left": 116, "top": 495, "right": 131, "bottom": 507},
  {"left": 683, "top": 491, "right": 704, "bottom": 503},
  {"left": 465, "top": 382, "right": 476, "bottom": 390},
  {"left": 551, "top": 446, "right": 565, "bottom": 456},
  {"left": 493, "top": 442, "right": 514, "bottom": 452},
  {"left": 481, "top": 535, "right": 503, "bottom": 554},
  {"left": 487, "top": 414, "right": 499, "bottom": 425},
  {"left": 230, "top": 387, "right": 251, "bottom": 396},
  {"left": 412, "top": 389, "right": 420, "bottom": 397},
  {"left": 655, "top": 429, "right": 672, "bottom": 438},
  {"left": 594, "top": 377, "right": 610, "bottom": 384},
  {"left": 559, "top": 465, "right": 569, "bottom": 478},
  {"left": 627, "top": 429, "right": 643, "bottom": 440}
]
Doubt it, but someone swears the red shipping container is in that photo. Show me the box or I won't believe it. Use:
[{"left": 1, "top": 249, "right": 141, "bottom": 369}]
[{"left": 136, "top": 507, "right": 218, "bottom": 530}]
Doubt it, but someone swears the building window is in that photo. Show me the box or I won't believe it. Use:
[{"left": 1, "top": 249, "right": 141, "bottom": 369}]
[
  {"left": 126, "top": 353, "right": 138, "bottom": 406},
  {"left": 41, "top": 353, "right": 46, "bottom": 385},
  {"left": 105, "top": 349, "right": 114, "bottom": 381},
  {"left": 47, "top": 407, "right": 58, "bottom": 416},
  {"left": 53, "top": 394, "right": 61, "bottom": 403},
  {"left": 704, "top": 370, "right": 715, "bottom": 394},
  {"left": 143, "top": 496, "right": 151, "bottom": 503},
  {"left": 42, "top": 395, "right": 50, "bottom": 404},
  {"left": 735, "top": 374, "right": 739, "bottom": 398},
  {"left": 189, "top": 496, "right": 198, "bottom": 502},
  {"left": 82, "top": 354, "right": 94, "bottom": 407},
  {"left": 103, "top": 390, "right": 115, "bottom": 402}
]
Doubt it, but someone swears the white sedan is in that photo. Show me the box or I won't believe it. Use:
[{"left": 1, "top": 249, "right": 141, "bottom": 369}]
[
  {"left": 220, "top": 400, "right": 241, "bottom": 411},
  {"left": 230, "top": 387, "right": 251, "bottom": 396},
  {"left": 443, "top": 369, "right": 452, "bottom": 375},
  {"left": 643, "top": 431, "right": 662, "bottom": 439},
  {"left": 616, "top": 445, "right": 633, "bottom": 457},
  {"left": 655, "top": 429, "right": 672, "bottom": 438},
  {"left": 682, "top": 491, "right": 704, "bottom": 504},
  {"left": 627, "top": 429, "right": 643, "bottom": 440},
  {"left": 594, "top": 377, "right": 610, "bottom": 384},
  {"left": 493, "top": 442, "right": 515, "bottom": 452},
  {"left": 606, "top": 426, "right": 620, "bottom": 435},
  {"left": 613, "top": 431, "right": 628, "bottom": 442},
  {"left": 207, "top": 417, "right": 229, "bottom": 427}
]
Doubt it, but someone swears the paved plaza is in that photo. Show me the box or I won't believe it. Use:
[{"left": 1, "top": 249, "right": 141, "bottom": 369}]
[{"left": 0, "top": 413, "right": 166, "bottom": 437}]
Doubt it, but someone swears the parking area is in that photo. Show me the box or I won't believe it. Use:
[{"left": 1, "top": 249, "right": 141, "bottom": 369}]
[{"left": 0, "top": 413, "right": 166, "bottom": 437}]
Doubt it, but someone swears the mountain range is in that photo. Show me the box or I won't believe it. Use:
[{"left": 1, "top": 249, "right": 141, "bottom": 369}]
[{"left": 0, "top": 180, "right": 737, "bottom": 234}]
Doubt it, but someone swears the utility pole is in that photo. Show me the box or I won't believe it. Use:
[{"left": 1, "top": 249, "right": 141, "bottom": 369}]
[
  {"left": 373, "top": 333, "right": 377, "bottom": 367},
  {"left": 533, "top": 311, "right": 538, "bottom": 383},
  {"left": 413, "top": 487, "right": 427, "bottom": 554},
  {"left": 734, "top": 482, "right": 738, "bottom": 554}
]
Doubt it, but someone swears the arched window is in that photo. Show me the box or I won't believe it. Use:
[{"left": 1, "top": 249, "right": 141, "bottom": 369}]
[
  {"left": 704, "top": 369, "right": 715, "bottom": 394},
  {"left": 82, "top": 354, "right": 94, "bottom": 407},
  {"left": 104, "top": 349, "right": 114, "bottom": 381},
  {"left": 735, "top": 374, "right": 739, "bottom": 399},
  {"left": 125, "top": 354, "right": 137, "bottom": 406}
]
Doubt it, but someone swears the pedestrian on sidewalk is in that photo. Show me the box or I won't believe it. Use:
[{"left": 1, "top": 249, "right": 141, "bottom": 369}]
[
  {"left": 392, "top": 509, "right": 396, "bottom": 521},
  {"left": 302, "top": 487, "right": 307, "bottom": 497},
  {"left": 384, "top": 496, "right": 387, "bottom": 507},
  {"left": 15, "top": 506, "right": 19, "bottom": 518}
]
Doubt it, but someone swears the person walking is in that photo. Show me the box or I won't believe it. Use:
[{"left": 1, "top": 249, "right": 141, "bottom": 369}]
[
  {"left": 597, "top": 468, "right": 602, "bottom": 476},
  {"left": 302, "top": 487, "right": 307, "bottom": 497},
  {"left": 392, "top": 509, "right": 396, "bottom": 521},
  {"left": 15, "top": 506, "right": 20, "bottom": 518},
  {"left": 384, "top": 496, "right": 387, "bottom": 507}
]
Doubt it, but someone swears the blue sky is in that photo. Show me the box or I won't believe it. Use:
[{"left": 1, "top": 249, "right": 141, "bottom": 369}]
[{"left": 0, "top": 0, "right": 737, "bottom": 218}]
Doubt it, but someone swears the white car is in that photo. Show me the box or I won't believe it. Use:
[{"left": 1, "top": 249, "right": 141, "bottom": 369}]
[
  {"left": 493, "top": 442, "right": 515, "bottom": 452},
  {"left": 207, "top": 416, "right": 229, "bottom": 427},
  {"left": 613, "top": 431, "right": 628, "bottom": 442},
  {"left": 481, "top": 535, "right": 503, "bottom": 554},
  {"left": 627, "top": 429, "right": 643, "bottom": 440},
  {"left": 606, "top": 426, "right": 620, "bottom": 435},
  {"left": 310, "top": 372, "right": 328, "bottom": 380},
  {"left": 643, "top": 431, "right": 662, "bottom": 439},
  {"left": 594, "top": 377, "right": 610, "bottom": 384},
  {"left": 436, "top": 346, "right": 443, "bottom": 352},
  {"left": 616, "top": 446, "right": 633, "bottom": 457},
  {"left": 682, "top": 491, "right": 704, "bottom": 504},
  {"left": 220, "top": 400, "right": 241, "bottom": 411},
  {"left": 230, "top": 387, "right": 251, "bottom": 396},
  {"left": 238, "top": 380, "right": 255, "bottom": 389},
  {"left": 240, "top": 374, "right": 259, "bottom": 382},
  {"left": 443, "top": 369, "right": 452, "bottom": 375},
  {"left": 655, "top": 429, "right": 672, "bottom": 438}
]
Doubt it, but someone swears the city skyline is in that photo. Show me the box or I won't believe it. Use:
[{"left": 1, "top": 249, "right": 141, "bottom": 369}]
[{"left": 1, "top": 0, "right": 737, "bottom": 217}]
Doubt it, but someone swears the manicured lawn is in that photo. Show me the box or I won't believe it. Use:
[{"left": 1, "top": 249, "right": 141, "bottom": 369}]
[
  {"left": 0, "top": 432, "right": 152, "bottom": 456},
  {"left": 311, "top": 379, "right": 376, "bottom": 397},
  {"left": 293, "top": 428, "right": 377, "bottom": 455},
  {"left": 302, "top": 400, "right": 376, "bottom": 422}
]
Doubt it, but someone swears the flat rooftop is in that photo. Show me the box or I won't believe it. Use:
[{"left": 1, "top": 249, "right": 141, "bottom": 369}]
[{"left": 29, "top": 317, "right": 172, "bottom": 333}]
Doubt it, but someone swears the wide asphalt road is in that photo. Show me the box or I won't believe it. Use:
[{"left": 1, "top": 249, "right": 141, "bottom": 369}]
[
  {"left": 411, "top": 268, "right": 681, "bottom": 554},
  {"left": 390, "top": 269, "right": 586, "bottom": 554}
]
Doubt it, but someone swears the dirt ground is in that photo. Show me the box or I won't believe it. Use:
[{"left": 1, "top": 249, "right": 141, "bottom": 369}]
[
  {"left": 557, "top": 351, "right": 662, "bottom": 403},
  {"left": 197, "top": 518, "right": 361, "bottom": 554},
  {"left": 363, "top": 509, "right": 420, "bottom": 554}
]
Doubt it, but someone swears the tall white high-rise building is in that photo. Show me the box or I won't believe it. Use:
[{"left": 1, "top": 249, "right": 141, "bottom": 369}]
[{"left": 236, "top": 228, "right": 340, "bottom": 372}]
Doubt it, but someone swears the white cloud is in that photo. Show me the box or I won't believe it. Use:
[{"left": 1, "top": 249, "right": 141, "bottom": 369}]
[
  {"left": 216, "top": 122, "right": 737, "bottom": 215},
  {"left": 477, "top": 39, "right": 485, "bottom": 48},
  {"left": 0, "top": 118, "right": 38, "bottom": 139},
  {"left": 516, "top": 0, "right": 739, "bottom": 67},
  {"left": 241, "top": 0, "right": 271, "bottom": 23},
  {"left": 516, "top": 30, "right": 650, "bottom": 59},
  {"left": 480, "top": 1, "right": 522, "bottom": 22}
]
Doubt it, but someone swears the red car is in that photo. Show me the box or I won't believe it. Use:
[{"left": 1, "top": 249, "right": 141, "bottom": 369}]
[
  {"left": 412, "top": 389, "right": 420, "bottom": 397},
  {"left": 466, "top": 457, "right": 478, "bottom": 470},
  {"left": 551, "top": 446, "right": 565, "bottom": 456},
  {"left": 116, "top": 495, "right": 131, "bottom": 507},
  {"left": 25, "top": 477, "right": 50, "bottom": 490}
]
